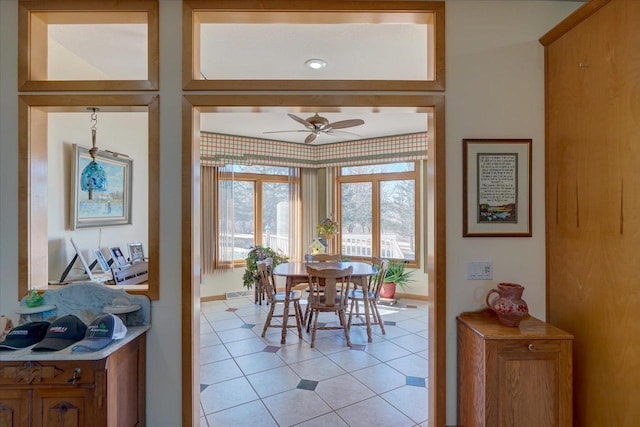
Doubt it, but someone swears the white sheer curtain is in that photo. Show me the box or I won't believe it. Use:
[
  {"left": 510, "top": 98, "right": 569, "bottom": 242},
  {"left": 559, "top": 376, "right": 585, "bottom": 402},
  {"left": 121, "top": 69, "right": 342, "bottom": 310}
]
[
  {"left": 288, "top": 168, "right": 303, "bottom": 262},
  {"left": 216, "top": 165, "right": 235, "bottom": 271},
  {"left": 201, "top": 165, "right": 216, "bottom": 275}
]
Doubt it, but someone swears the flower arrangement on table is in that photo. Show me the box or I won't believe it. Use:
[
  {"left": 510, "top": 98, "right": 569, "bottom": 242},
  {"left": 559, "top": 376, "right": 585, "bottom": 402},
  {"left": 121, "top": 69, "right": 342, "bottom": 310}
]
[{"left": 316, "top": 214, "right": 339, "bottom": 240}]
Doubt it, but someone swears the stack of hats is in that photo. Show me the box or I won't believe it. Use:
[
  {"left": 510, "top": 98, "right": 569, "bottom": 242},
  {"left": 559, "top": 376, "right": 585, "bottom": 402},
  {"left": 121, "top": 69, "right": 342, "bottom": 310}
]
[{"left": 0, "top": 313, "right": 128, "bottom": 352}]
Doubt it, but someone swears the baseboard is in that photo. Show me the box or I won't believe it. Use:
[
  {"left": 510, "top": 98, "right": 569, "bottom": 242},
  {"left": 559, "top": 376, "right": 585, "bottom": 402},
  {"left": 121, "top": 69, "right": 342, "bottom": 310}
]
[
  {"left": 395, "top": 292, "right": 429, "bottom": 301},
  {"left": 200, "top": 294, "right": 226, "bottom": 302}
]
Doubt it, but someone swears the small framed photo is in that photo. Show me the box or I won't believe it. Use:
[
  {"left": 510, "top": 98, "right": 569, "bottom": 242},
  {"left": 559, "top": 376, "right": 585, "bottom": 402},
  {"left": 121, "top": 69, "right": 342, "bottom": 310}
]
[
  {"left": 109, "top": 246, "right": 129, "bottom": 268},
  {"left": 93, "top": 248, "right": 111, "bottom": 272},
  {"left": 128, "top": 242, "right": 145, "bottom": 262},
  {"left": 463, "top": 138, "right": 532, "bottom": 237}
]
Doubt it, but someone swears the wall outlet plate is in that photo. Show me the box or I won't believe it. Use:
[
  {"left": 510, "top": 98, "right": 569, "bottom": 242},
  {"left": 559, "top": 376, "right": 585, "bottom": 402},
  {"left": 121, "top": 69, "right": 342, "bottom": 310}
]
[{"left": 467, "top": 262, "right": 493, "bottom": 280}]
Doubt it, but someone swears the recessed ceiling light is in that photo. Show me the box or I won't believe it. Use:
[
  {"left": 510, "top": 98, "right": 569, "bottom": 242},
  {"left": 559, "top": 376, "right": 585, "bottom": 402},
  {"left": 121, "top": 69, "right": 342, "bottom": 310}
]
[{"left": 305, "top": 59, "right": 327, "bottom": 70}]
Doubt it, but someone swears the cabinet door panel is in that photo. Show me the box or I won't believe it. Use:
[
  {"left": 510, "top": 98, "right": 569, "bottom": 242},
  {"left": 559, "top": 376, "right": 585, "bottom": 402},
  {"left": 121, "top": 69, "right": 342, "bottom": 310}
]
[
  {"left": 498, "top": 356, "right": 556, "bottom": 427},
  {"left": 33, "top": 388, "right": 92, "bottom": 427},
  {"left": 0, "top": 390, "right": 30, "bottom": 427}
]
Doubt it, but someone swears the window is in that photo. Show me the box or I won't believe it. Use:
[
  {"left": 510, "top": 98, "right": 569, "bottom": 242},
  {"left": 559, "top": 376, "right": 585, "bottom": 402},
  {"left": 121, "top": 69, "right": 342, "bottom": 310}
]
[
  {"left": 184, "top": 0, "right": 444, "bottom": 91},
  {"left": 216, "top": 165, "right": 297, "bottom": 265},
  {"left": 337, "top": 162, "right": 419, "bottom": 264}
]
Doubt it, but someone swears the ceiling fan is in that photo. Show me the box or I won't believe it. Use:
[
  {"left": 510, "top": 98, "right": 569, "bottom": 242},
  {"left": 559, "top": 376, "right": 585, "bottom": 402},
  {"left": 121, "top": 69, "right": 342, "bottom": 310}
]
[{"left": 264, "top": 113, "right": 365, "bottom": 144}]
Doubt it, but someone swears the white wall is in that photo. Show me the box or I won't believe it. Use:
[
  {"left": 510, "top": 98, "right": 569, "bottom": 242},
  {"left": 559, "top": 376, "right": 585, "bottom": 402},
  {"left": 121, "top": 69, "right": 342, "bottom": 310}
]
[
  {"left": 47, "top": 112, "right": 148, "bottom": 280},
  {"left": 445, "top": 0, "right": 580, "bottom": 422},
  {"left": 0, "top": 1, "right": 582, "bottom": 425}
]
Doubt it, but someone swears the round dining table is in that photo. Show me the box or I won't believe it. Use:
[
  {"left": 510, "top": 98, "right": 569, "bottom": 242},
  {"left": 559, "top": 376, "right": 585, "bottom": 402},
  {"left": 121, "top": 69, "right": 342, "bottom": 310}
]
[{"left": 273, "top": 261, "right": 377, "bottom": 344}]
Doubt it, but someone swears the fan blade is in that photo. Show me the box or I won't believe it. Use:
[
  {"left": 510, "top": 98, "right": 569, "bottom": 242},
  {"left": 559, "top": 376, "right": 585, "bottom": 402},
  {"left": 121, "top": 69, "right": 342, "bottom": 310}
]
[
  {"left": 263, "top": 130, "right": 309, "bottom": 134},
  {"left": 325, "top": 129, "right": 362, "bottom": 138},
  {"left": 288, "top": 113, "right": 314, "bottom": 129},
  {"left": 305, "top": 133, "right": 318, "bottom": 144},
  {"left": 322, "top": 119, "right": 364, "bottom": 131}
]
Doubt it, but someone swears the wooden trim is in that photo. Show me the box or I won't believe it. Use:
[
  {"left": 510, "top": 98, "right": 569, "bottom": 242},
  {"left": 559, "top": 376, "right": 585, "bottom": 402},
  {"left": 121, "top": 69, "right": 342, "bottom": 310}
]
[
  {"left": 200, "top": 294, "right": 226, "bottom": 302},
  {"left": 182, "top": 93, "right": 446, "bottom": 427},
  {"left": 429, "top": 95, "right": 446, "bottom": 427},
  {"left": 18, "top": 0, "right": 159, "bottom": 91},
  {"left": 182, "top": 97, "right": 201, "bottom": 427},
  {"left": 17, "top": 94, "right": 160, "bottom": 301},
  {"left": 394, "top": 292, "right": 429, "bottom": 301},
  {"left": 539, "top": 0, "right": 611, "bottom": 46},
  {"left": 182, "top": 0, "right": 445, "bottom": 92}
]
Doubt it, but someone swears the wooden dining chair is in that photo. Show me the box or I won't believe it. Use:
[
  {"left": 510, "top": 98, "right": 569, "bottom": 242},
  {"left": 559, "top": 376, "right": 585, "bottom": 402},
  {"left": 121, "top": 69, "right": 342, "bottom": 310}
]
[
  {"left": 305, "top": 253, "right": 342, "bottom": 263},
  {"left": 302, "top": 253, "right": 343, "bottom": 328},
  {"left": 257, "top": 258, "right": 304, "bottom": 339},
  {"left": 305, "top": 265, "right": 353, "bottom": 348},
  {"left": 348, "top": 257, "right": 390, "bottom": 339}
]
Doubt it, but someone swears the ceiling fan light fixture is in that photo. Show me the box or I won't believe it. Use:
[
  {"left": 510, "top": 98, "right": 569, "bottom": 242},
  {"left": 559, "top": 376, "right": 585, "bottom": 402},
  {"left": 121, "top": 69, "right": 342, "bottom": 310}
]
[{"left": 305, "top": 58, "right": 327, "bottom": 70}]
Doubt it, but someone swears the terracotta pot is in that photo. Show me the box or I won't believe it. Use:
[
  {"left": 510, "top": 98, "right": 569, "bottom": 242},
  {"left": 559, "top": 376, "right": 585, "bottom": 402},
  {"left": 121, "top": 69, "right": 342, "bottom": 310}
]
[
  {"left": 486, "top": 282, "right": 529, "bottom": 327},
  {"left": 380, "top": 282, "right": 397, "bottom": 299}
]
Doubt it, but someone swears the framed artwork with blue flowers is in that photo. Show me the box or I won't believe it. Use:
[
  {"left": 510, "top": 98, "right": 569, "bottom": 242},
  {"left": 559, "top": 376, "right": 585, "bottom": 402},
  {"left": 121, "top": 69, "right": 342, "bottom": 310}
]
[{"left": 71, "top": 144, "right": 133, "bottom": 229}]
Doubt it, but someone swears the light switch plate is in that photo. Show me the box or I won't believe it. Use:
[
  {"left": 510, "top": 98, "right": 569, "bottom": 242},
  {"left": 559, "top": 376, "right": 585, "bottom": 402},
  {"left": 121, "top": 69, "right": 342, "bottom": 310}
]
[{"left": 467, "top": 262, "right": 493, "bottom": 280}]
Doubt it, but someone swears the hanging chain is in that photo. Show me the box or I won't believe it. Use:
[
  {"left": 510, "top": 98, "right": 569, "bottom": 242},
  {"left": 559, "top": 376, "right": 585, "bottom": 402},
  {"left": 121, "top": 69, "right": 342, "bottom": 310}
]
[
  {"left": 90, "top": 108, "right": 98, "bottom": 132},
  {"left": 89, "top": 108, "right": 99, "bottom": 160}
]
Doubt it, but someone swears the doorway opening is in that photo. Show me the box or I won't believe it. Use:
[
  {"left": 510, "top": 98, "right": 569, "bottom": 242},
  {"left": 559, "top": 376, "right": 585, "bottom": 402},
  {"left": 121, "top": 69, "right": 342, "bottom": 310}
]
[{"left": 182, "top": 94, "right": 446, "bottom": 426}]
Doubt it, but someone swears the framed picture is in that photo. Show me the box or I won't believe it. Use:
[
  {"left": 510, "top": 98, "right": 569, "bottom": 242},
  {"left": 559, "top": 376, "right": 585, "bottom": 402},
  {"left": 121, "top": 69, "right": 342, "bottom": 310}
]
[
  {"left": 93, "top": 248, "right": 111, "bottom": 272},
  {"left": 109, "top": 246, "right": 129, "bottom": 268},
  {"left": 71, "top": 144, "right": 133, "bottom": 229},
  {"left": 128, "top": 242, "right": 145, "bottom": 262},
  {"left": 463, "top": 138, "right": 532, "bottom": 237}
]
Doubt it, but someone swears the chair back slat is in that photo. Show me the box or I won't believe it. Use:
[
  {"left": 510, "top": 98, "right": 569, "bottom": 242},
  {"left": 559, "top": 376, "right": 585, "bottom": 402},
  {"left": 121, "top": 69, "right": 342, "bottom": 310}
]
[
  {"left": 305, "top": 253, "right": 342, "bottom": 263},
  {"left": 370, "top": 258, "right": 390, "bottom": 300},
  {"left": 256, "top": 258, "right": 275, "bottom": 304},
  {"left": 306, "top": 265, "right": 353, "bottom": 308}
]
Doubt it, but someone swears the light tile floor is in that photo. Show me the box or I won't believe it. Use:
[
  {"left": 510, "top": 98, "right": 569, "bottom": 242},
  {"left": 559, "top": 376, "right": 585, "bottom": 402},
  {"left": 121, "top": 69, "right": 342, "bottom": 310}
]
[{"left": 199, "top": 296, "right": 429, "bottom": 427}]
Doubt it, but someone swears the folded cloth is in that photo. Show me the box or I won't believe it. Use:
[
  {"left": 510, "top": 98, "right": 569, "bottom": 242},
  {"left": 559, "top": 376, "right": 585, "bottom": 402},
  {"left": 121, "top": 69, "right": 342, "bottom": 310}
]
[{"left": 0, "top": 315, "right": 14, "bottom": 342}]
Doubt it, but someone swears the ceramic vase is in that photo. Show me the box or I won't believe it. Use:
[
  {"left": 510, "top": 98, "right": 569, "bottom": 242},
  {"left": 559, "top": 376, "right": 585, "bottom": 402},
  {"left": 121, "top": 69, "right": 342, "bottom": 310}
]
[{"left": 485, "top": 282, "right": 529, "bottom": 327}]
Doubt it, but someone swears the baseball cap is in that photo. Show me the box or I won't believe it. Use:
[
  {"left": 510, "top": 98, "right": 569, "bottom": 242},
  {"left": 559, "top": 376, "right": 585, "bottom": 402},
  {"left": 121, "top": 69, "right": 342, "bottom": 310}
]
[
  {"left": 71, "top": 313, "right": 127, "bottom": 352},
  {"left": 0, "top": 321, "right": 50, "bottom": 351},
  {"left": 32, "top": 315, "right": 87, "bottom": 352}
]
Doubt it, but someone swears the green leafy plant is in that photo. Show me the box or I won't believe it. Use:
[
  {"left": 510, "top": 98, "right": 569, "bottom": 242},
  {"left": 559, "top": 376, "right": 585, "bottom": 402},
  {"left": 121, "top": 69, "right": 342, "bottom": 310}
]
[
  {"left": 242, "top": 245, "right": 289, "bottom": 289},
  {"left": 382, "top": 260, "right": 414, "bottom": 291},
  {"left": 316, "top": 214, "right": 339, "bottom": 239}
]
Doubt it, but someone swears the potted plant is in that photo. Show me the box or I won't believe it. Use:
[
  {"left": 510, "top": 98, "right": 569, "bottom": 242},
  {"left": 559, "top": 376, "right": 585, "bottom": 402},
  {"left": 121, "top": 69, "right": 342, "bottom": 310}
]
[
  {"left": 242, "top": 245, "right": 289, "bottom": 290},
  {"left": 379, "top": 260, "right": 414, "bottom": 299}
]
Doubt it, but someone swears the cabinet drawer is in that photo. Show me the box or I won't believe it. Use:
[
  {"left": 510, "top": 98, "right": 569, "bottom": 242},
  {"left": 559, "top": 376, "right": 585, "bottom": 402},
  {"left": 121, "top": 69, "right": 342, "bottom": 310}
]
[
  {"left": 494, "top": 339, "right": 566, "bottom": 354},
  {"left": 0, "top": 361, "right": 96, "bottom": 386}
]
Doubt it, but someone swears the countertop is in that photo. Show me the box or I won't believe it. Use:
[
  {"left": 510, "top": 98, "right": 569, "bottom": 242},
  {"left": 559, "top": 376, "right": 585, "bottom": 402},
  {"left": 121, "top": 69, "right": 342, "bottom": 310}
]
[{"left": 0, "top": 325, "right": 150, "bottom": 362}]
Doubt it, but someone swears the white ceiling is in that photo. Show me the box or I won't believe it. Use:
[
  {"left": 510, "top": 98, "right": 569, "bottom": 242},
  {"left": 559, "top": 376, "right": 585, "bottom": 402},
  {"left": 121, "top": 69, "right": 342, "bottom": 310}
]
[{"left": 48, "top": 18, "right": 432, "bottom": 144}]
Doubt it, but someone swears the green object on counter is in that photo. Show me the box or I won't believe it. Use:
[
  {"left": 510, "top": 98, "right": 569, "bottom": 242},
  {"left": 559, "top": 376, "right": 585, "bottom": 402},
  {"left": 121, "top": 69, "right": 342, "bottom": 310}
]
[{"left": 25, "top": 290, "right": 44, "bottom": 308}]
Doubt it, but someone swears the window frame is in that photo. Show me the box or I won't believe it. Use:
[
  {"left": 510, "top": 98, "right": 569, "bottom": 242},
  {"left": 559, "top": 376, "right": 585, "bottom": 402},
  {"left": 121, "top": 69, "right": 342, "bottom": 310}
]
[
  {"left": 216, "top": 168, "right": 297, "bottom": 267},
  {"left": 183, "top": 0, "right": 445, "bottom": 92},
  {"left": 335, "top": 161, "right": 420, "bottom": 267},
  {"left": 18, "top": 0, "right": 159, "bottom": 91},
  {"left": 18, "top": 95, "right": 160, "bottom": 300}
]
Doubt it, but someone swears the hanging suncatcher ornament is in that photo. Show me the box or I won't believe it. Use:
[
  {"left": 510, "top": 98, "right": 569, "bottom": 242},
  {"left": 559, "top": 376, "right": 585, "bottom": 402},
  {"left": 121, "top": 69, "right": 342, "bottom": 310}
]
[{"left": 80, "top": 107, "right": 108, "bottom": 200}]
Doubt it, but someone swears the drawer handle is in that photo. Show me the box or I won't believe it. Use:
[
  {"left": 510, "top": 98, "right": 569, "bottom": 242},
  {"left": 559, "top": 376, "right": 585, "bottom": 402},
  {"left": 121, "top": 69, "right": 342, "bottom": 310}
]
[
  {"left": 68, "top": 368, "right": 82, "bottom": 385},
  {"left": 528, "top": 344, "right": 536, "bottom": 352}
]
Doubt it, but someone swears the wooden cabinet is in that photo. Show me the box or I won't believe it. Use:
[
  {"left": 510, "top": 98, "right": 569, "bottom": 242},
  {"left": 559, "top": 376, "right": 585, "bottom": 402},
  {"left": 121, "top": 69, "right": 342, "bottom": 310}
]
[
  {"left": 540, "top": 0, "right": 640, "bottom": 425},
  {"left": 457, "top": 310, "right": 573, "bottom": 427},
  {"left": 0, "top": 332, "right": 146, "bottom": 427}
]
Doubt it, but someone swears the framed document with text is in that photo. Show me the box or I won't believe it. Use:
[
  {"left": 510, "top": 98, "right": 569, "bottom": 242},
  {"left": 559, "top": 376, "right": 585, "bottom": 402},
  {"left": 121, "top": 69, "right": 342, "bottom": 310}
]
[{"left": 463, "top": 139, "right": 532, "bottom": 237}]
